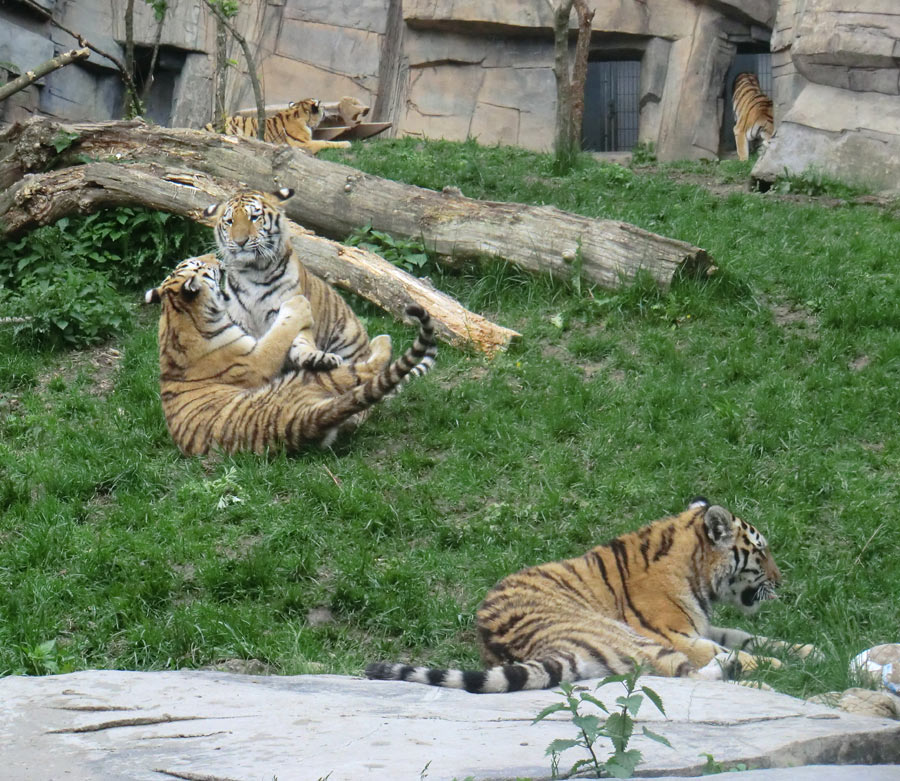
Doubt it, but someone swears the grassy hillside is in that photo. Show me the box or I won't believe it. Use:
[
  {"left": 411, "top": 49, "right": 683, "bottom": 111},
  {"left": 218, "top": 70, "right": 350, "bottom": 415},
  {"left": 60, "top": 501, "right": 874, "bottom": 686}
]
[{"left": 0, "top": 140, "right": 897, "bottom": 700}]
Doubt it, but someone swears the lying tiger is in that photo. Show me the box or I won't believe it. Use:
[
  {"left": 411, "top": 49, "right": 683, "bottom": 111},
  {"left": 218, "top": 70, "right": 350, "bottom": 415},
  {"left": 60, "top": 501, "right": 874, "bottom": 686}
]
[
  {"left": 367, "top": 498, "right": 819, "bottom": 692},
  {"left": 205, "top": 98, "right": 350, "bottom": 155},
  {"left": 732, "top": 72, "right": 774, "bottom": 161},
  {"left": 145, "top": 255, "right": 434, "bottom": 455}
]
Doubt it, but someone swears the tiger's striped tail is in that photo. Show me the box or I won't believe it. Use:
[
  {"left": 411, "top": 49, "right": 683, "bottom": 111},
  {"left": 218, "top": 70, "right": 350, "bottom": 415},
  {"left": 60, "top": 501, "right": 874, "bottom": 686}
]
[
  {"left": 365, "top": 657, "right": 585, "bottom": 694},
  {"left": 314, "top": 305, "right": 435, "bottom": 429}
]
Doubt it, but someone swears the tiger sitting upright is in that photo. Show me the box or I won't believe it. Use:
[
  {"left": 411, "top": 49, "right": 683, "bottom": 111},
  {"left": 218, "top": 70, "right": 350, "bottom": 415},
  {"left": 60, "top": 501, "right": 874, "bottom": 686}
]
[
  {"left": 204, "top": 187, "right": 435, "bottom": 380},
  {"left": 145, "top": 255, "right": 435, "bottom": 455},
  {"left": 732, "top": 72, "right": 774, "bottom": 161},
  {"left": 367, "top": 498, "right": 819, "bottom": 692},
  {"left": 206, "top": 98, "right": 351, "bottom": 155}
]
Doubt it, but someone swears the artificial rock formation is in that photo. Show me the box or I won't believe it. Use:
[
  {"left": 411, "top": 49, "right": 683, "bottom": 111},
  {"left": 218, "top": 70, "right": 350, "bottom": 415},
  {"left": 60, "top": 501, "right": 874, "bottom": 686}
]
[
  {"left": 2, "top": 1, "right": 897, "bottom": 188},
  {"left": 753, "top": 0, "right": 900, "bottom": 191}
]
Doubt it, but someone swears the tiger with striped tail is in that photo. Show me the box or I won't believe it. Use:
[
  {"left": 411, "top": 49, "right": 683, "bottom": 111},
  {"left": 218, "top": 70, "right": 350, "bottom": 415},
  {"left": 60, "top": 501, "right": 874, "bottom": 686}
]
[
  {"left": 732, "top": 72, "right": 774, "bottom": 161},
  {"left": 366, "top": 498, "right": 819, "bottom": 692},
  {"left": 205, "top": 98, "right": 351, "bottom": 155},
  {"left": 145, "top": 255, "right": 435, "bottom": 455}
]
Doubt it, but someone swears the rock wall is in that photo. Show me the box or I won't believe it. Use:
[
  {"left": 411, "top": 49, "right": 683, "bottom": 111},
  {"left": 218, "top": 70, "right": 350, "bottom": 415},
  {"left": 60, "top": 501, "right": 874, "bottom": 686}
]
[
  {"left": 2, "top": 0, "right": 898, "bottom": 189},
  {"left": 753, "top": 0, "right": 900, "bottom": 192}
]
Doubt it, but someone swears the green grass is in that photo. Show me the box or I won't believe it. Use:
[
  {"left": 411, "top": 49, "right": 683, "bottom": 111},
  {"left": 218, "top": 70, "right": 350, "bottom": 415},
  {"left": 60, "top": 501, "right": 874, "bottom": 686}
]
[{"left": 0, "top": 139, "right": 897, "bottom": 699}]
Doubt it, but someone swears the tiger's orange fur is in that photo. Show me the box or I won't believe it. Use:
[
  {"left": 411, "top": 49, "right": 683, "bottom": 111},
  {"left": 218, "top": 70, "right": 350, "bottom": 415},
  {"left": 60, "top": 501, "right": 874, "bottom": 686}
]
[
  {"left": 204, "top": 188, "right": 436, "bottom": 382},
  {"left": 367, "top": 499, "right": 818, "bottom": 692},
  {"left": 208, "top": 98, "right": 351, "bottom": 155},
  {"left": 732, "top": 72, "right": 774, "bottom": 161},
  {"left": 145, "top": 255, "right": 434, "bottom": 455}
]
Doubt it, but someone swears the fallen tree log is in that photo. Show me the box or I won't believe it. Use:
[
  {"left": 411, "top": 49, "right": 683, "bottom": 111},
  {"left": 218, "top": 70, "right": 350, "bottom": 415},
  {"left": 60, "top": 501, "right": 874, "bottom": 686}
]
[
  {"left": 0, "top": 161, "right": 519, "bottom": 355},
  {"left": 0, "top": 117, "right": 714, "bottom": 290}
]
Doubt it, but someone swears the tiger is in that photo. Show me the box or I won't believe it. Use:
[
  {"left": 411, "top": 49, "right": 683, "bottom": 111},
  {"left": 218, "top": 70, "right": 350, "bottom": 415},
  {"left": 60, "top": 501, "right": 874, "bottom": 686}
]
[
  {"left": 144, "top": 255, "right": 435, "bottom": 455},
  {"left": 366, "top": 498, "right": 819, "bottom": 693},
  {"left": 204, "top": 187, "right": 436, "bottom": 381},
  {"left": 732, "top": 72, "right": 774, "bottom": 161},
  {"left": 336, "top": 95, "right": 370, "bottom": 126},
  {"left": 206, "top": 98, "right": 351, "bottom": 155}
]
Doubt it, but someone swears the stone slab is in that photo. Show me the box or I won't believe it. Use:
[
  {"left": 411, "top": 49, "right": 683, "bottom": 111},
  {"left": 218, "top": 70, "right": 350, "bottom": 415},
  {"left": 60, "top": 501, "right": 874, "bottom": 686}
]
[{"left": 1, "top": 670, "right": 898, "bottom": 781}]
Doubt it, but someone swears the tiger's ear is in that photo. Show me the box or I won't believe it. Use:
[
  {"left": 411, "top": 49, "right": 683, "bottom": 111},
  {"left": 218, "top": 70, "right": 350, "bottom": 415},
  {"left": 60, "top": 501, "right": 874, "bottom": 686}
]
[
  {"left": 145, "top": 287, "right": 161, "bottom": 304},
  {"left": 688, "top": 496, "right": 710, "bottom": 510},
  {"left": 272, "top": 187, "right": 294, "bottom": 202},
  {"left": 182, "top": 275, "right": 204, "bottom": 297},
  {"left": 703, "top": 505, "right": 734, "bottom": 546},
  {"left": 203, "top": 202, "right": 221, "bottom": 218}
]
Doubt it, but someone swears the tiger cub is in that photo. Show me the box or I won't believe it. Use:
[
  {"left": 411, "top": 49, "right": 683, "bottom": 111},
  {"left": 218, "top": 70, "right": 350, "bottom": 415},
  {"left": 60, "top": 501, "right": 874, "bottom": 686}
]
[
  {"left": 732, "top": 72, "right": 774, "bottom": 161},
  {"left": 367, "top": 499, "right": 819, "bottom": 692},
  {"left": 206, "top": 98, "right": 351, "bottom": 155},
  {"left": 205, "top": 187, "right": 435, "bottom": 381},
  {"left": 145, "top": 255, "right": 434, "bottom": 455}
]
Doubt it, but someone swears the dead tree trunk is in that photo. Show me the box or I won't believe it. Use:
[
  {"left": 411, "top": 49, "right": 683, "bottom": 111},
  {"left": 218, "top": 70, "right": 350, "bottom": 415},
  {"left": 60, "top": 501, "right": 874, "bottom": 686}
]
[
  {"left": 0, "top": 161, "right": 520, "bottom": 355},
  {"left": 0, "top": 118, "right": 713, "bottom": 290}
]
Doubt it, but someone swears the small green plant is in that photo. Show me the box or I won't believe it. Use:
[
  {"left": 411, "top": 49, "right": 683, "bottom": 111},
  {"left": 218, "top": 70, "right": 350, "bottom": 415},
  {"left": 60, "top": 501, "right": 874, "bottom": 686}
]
[
  {"left": 344, "top": 224, "right": 431, "bottom": 274},
  {"left": 772, "top": 166, "right": 865, "bottom": 199},
  {"left": 700, "top": 753, "right": 750, "bottom": 774},
  {"left": 16, "top": 639, "right": 77, "bottom": 676},
  {"left": 630, "top": 141, "right": 657, "bottom": 166},
  {"left": 50, "top": 130, "right": 80, "bottom": 155},
  {"left": 533, "top": 666, "right": 671, "bottom": 779}
]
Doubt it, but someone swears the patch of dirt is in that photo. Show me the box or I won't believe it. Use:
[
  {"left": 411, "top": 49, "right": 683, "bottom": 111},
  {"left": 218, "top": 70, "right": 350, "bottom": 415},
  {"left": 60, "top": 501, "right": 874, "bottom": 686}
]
[
  {"left": 636, "top": 163, "right": 898, "bottom": 209},
  {"left": 36, "top": 344, "right": 123, "bottom": 398}
]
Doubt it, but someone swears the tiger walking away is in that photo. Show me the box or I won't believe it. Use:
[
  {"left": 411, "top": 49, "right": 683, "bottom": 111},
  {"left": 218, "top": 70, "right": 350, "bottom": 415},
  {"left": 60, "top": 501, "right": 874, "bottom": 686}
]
[
  {"left": 205, "top": 98, "right": 351, "bottom": 155},
  {"left": 204, "top": 187, "right": 435, "bottom": 382},
  {"left": 732, "top": 72, "right": 774, "bottom": 161},
  {"left": 367, "top": 498, "right": 819, "bottom": 692},
  {"left": 145, "top": 255, "right": 436, "bottom": 455}
]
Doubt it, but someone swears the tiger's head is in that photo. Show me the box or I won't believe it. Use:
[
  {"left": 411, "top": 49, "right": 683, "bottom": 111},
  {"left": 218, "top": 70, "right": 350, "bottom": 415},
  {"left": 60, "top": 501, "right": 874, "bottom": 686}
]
[
  {"left": 203, "top": 188, "right": 295, "bottom": 268},
  {"left": 693, "top": 497, "right": 782, "bottom": 615},
  {"left": 145, "top": 255, "right": 227, "bottom": 376},
  {"left": 338, "top": 96, "right": 370, "bottom": 126},
  {"left": 286, "top": 98, "right": 323, "bottom": 131}
]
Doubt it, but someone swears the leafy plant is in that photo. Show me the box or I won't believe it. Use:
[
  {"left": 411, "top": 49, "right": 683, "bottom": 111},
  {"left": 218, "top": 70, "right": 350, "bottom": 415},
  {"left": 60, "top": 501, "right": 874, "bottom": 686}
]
[
  {"left": 533, "top": 666, "right": 671, "bottom": 779},
  {"left": 0, "top": 207, "right": 210, "bottom": 348},
  {"left": 772, "top": 166, "right": 865, "bottom": 199},
  {"left": 1, "top": 266, "right": 132, "bottom": 349},
  {"left": 50, "top": 130, "right": 80, "bottom": 155},
  {"left": 16, "top": 639, "right": 77, "bottom": 676},
  {"left": 700, "top": 753, "right": 750, "bottom": 774},
  {"left": 630, "top": 141, "right": 657, "bottom": 166},
  {"left": 344, "top": 224, "right": 431, "bottom": 274}
]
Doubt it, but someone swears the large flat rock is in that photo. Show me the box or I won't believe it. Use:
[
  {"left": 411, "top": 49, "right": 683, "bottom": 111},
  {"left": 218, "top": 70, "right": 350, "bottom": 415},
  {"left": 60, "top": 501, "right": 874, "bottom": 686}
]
[{"left": 1, "top": 670, "right": 898, "bottom": 780}]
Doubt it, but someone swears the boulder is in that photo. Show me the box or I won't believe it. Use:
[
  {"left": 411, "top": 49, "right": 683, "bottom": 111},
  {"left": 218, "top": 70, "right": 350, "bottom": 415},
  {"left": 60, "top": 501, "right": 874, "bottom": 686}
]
[
  {"left": 1, "top": 670, "right": 898, "bottom": 780},
  {"left": 754, "top": 0, "right": 900, "bottom": 192}
]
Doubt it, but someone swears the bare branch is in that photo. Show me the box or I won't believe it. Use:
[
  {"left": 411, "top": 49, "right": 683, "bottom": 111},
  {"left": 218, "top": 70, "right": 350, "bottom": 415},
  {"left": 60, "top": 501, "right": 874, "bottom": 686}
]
[
  {"left": 0, "top": 47, "right": 89, "bottom": 103},
  {"left": 203, "top": 1, "right": 266, "bottom": 141},
  {"left": 19, "top": 0, "right": 143, "bottom": 117}
]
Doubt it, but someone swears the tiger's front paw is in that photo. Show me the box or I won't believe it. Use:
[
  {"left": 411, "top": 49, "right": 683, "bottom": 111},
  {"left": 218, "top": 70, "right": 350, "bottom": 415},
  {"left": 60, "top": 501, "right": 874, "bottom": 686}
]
[
  {"left": 290, "top": 346, "right": 344, "bottom": 370},
  {"left": 791, "top": 643, "right": 824, "bottom": 662},
  {"left": 697, "top": 651, "right": 781, "bottom": 681}
]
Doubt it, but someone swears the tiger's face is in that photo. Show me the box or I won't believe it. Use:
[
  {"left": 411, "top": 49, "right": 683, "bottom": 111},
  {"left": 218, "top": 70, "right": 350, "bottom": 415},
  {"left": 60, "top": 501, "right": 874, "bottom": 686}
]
[
  {"left": 145, "top": 255, "right": 223, "bottom": 320},
  {"left": 287, "top": 98, "right": 323, "bottom": 130},
  {"left": 204, "top": 188, "right": 295, "bottom": 268},
  {"left": 145, "top": 255, "right": 220, "bottom": 306},
  {"left": 703, "top": 503, "right": 782, "bottom": 615}
]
